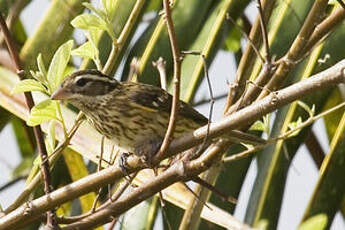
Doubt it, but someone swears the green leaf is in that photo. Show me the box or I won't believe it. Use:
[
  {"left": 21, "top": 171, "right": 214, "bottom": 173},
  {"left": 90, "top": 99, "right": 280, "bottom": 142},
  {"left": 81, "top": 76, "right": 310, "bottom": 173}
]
[
  {"left": 250, "top": 114, "right": 270, "bottom": 134},
  {"left": 47, "top": 40, "right": 74, "bottom": 91},
  {"left": 30, "top": 70, "right": 45, "bottom": 83},
  {"left": 82, "top": 3, "right": 107, "bottom": 21},
  {"left": 71, "top": 13, "right": 115, "bottom": 40},
  {"left": 102, "top": 0, "right": 118, "bottom": 20},
  {"left": 298, "top": 214, "right": 327, "bottom": 230},
  {"left": 27, "top": 99, "right": 58, "bottom": 126},
  {"left": 71, "top": 14, "right": 108, "bottom": 31},
  {"left": 72, "top": 41, "right": 96, "bottom": 60},
  {"left": 12, "top": 79, "right": 48, "bottom": 94},
  {"left": 250, "top": 120, "right": 266, "bottom": 132},
  {"left": 37, "top": 53, "right": 47, "bottom": 80},
  {"left": 88, "top": 28, "right": 103, "bottom": 45},
  {"left": 287, "top": 116, "right": 303, "bottom": 137}
]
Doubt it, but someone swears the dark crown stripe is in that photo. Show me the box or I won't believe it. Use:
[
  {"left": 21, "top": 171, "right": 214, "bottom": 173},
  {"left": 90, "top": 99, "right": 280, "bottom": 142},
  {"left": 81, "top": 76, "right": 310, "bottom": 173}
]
[{"left": 69, "top": 69, "right": 113, "bottom": 80}]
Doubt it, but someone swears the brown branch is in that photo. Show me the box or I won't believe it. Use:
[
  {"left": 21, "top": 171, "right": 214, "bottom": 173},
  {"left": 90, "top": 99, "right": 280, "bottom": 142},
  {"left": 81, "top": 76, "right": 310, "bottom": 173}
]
[
  {"left": 257, "top": 0, "right": 329, "bottom": 99},
  {"left": 303, "top": 6, "right": 345, "bottom": 54},
  {"left": 1, "top": 58, "right": 345, "bottom": 230},
  {"left": 0, "top": 13, "right": 56, "bottom": 227},
  {"left": 224, "top": 0, "right": 277, "bottom": 112},
  {"left": 157, "top": 0, "right": 182, "bottom": 159},
  {"left": 226, "top": 0, "right": 329, "bottom": 115}
]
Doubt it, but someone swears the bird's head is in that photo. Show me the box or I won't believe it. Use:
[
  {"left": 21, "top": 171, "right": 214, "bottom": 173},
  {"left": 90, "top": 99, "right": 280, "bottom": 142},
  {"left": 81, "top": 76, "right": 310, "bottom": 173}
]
[{"left": 51, "top": 70, "right": 120, "bottom": 107}]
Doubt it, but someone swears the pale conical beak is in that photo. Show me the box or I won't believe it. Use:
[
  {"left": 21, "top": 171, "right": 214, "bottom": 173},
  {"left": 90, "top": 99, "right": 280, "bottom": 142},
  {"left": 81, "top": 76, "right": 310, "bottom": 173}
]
[{"left": 51, "top": 87, "right": 72, "bottom": 100}]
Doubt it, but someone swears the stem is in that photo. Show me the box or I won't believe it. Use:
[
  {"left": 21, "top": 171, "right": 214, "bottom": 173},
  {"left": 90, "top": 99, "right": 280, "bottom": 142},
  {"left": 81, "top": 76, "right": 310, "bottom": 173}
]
[
  {"left": 158, "top": 0, "right": 181, "bottom": 159},
  {"left": 223, "top": 101, "right": 345, "bottom": 163},
  {"left": 0, "top": 13, "right": 56, "bottom": 227}
]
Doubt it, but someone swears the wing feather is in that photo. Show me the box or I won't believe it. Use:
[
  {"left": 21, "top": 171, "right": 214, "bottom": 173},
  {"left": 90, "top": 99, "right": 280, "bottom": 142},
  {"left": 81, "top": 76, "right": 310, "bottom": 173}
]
[{"left": 124, "top": 82, "right": 208, "bottom": 125}]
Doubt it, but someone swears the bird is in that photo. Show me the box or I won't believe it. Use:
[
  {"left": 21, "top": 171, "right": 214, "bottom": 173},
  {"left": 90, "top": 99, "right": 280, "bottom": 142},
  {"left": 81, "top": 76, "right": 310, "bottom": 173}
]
[
  {"left": 51, "top": 69, "right": 209, "bottom": 160},
  {"left": 51, "top": 69, "right": 264, "bottom": 163}
]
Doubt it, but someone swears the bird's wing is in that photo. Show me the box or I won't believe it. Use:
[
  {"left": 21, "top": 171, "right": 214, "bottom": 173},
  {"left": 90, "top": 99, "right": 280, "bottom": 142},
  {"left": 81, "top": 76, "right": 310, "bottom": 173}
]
[{"left": 125, "top": 82, "right": 208, "bottom": 126}]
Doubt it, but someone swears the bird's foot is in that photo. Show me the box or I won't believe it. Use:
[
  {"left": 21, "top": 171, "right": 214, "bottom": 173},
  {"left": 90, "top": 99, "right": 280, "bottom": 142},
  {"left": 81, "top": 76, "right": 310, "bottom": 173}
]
[{"left": 119, "top": 152, "right": 133, "bottom": 182}]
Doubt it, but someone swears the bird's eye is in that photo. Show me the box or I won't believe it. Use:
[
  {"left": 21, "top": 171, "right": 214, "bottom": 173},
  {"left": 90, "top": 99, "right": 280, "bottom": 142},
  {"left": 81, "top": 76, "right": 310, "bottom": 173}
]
[{"left": 75, "top": 78, "right": 88, "bottom": 87}]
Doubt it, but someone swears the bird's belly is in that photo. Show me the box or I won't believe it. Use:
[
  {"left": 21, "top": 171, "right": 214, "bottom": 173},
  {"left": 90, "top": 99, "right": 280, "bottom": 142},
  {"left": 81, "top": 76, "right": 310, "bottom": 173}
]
[{"left": 86, "top": 112, "right": 201, "bottom": 153}]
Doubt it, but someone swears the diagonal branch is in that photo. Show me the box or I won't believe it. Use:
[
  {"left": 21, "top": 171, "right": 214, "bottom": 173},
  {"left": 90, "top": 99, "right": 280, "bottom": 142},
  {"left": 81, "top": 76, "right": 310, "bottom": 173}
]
[
  {"left": 1, "top": 58, "right": 345, "bottom": 230},
  {"left": 0, "top": 13, "right": 56, "bottom": 227}
]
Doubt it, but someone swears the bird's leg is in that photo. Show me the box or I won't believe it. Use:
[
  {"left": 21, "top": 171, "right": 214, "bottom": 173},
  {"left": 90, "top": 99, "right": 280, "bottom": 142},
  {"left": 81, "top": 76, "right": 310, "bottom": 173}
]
[
  {"left": 135, "top": 138, "right": 163, "bottom": 168},
  {"left": 119, "top": 152, "right": 132, "bottom": 181}
]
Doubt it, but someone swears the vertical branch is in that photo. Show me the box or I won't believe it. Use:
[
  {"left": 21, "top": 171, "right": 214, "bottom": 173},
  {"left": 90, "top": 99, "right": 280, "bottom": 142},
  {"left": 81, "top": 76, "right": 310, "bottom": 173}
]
[
  {"left": 257, "top": 0, "right": 270, "bottom": 61},
  {"left": 158, "top": 0, "right": 182, "bottom": 158},
  {"left": 0, "top": 13, "right": 56, "bottom": 227}
]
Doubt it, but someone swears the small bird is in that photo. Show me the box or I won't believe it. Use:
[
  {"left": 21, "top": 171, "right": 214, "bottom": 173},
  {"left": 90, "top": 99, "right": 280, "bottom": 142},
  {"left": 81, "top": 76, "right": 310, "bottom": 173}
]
[
  {"left": 51, "top": 69, "right": 208, "bottom": 160},
  {"left": 51, "top": 70, "right": 264, "bottom": 162}
]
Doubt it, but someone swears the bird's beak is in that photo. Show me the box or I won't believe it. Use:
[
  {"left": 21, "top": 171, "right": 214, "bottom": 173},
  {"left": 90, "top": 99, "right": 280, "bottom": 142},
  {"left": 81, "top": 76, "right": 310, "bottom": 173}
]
[{"left": 51, "top": 87, "right": 72, "bottom": 100}]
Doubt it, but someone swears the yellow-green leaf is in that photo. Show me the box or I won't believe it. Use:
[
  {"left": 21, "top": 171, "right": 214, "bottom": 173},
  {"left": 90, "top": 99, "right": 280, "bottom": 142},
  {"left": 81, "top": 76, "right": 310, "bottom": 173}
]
[
  {"left": 287, "top": 116, "right": 303, "bottom": 137},
  {"left": 298, "top": 214, "right": 327, "bottom": 230},
  {"left": 250, "top": 120, "right": 266, "bottom": 132},
  {"left": 72, "top": 41, "right": 96, "bottom": 60},
  {"left": 83, "top": 3, "right": 107, "bottom": 21},
  {"left": 47, "top": 40, "right": 74, "bottom": 91},
  {"left": 102, "top": 0, "right": 118, "bottom": 19},
  {"left": 12, "top": 79, "right": 48, "bottom": 94},
  {"left": 27, "top": 99, "right": 58, "bottom": 126},
  {"left": 71, "top": 14, "right": 108, "bottom": 31},
  {"left": 37, "top": 53, "right": 47, "bottom": 80}
]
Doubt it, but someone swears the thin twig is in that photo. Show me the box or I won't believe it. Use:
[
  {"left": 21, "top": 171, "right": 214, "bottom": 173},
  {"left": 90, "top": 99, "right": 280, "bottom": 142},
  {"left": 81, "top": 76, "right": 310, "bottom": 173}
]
[
  {"left": 226, "top": 13, "right": 264, "bottom": 63},
  {"left": 107, "top": 217, "right": 118, "bottom": 230},
  {"left": 0, "top": 13, "right": 56, "bottom": 227},
  {"left": 157, "top": 0, "right": 182, "bottom": 159},
  {"left": 152, "top": 57, "right": 167, "bottom": 90},
  {"left": 127, "top": 57, "right": 139, "bottom": 82},
  {"left": 180, "top": 182, "right": 212, "bottom": 210},
  {"left": 0, "top": 176, "right": 26, "bottom": 192},
  {"left": 257, "top": 0, "right": 329, "bottom": 99},
  {"left": 191, "top": 176, "right": 237, "bottom": 204},
  {"left": 193, "top": 93, "right": 228, "bottom": 106},
  {"left": 180, "top": 51, "right": 215, "bottom": 159},
  {"left": 223, "top": 101, "right": 345, "bottom": 163},
  {"left": 257, "top": 0, "right": 270, "bottom": 61},
  {"left": 303, "top": 5, "right": 345, "bottom": 54}
]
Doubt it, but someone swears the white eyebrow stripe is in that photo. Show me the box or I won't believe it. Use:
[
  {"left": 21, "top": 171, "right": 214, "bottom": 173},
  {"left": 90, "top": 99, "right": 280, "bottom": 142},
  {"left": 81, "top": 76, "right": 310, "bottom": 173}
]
[{"left": 75, "top": 74, "right": 115, "bottom": 84}]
